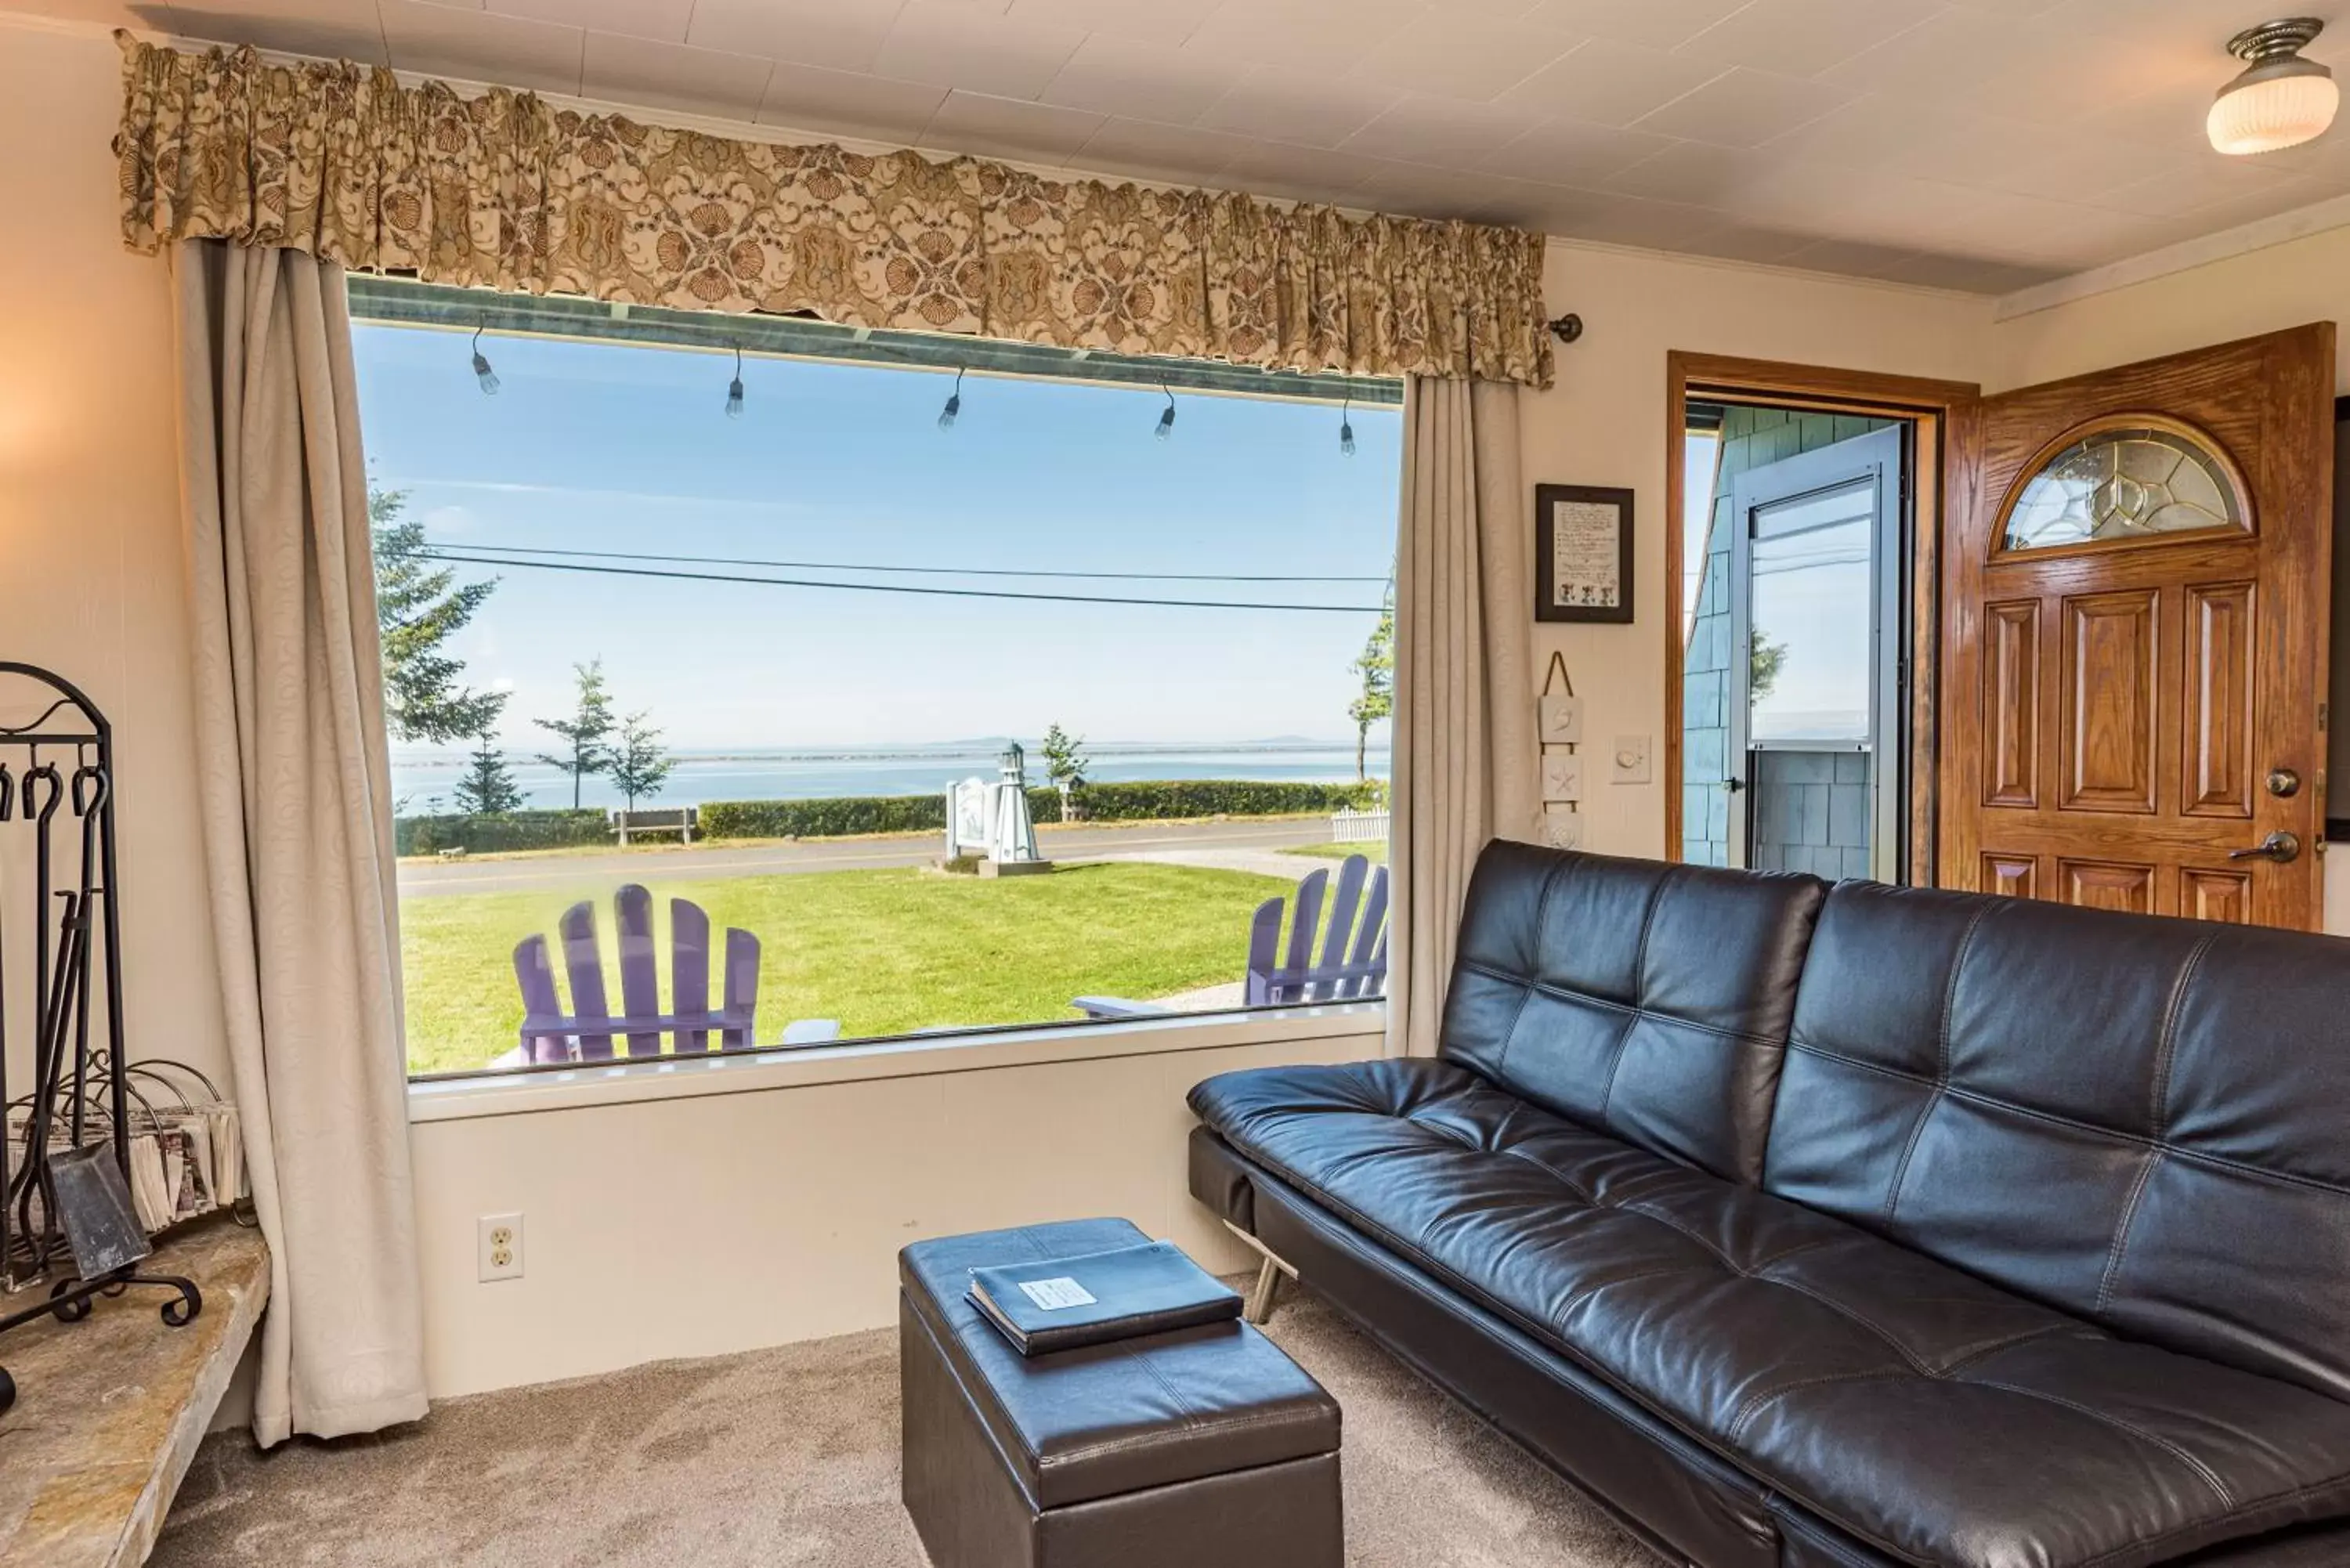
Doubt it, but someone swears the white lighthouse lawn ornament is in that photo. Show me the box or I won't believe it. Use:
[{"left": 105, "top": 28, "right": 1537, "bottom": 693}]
[{"left": 946, "top": 742, "right": 1054, "bottom": 876}]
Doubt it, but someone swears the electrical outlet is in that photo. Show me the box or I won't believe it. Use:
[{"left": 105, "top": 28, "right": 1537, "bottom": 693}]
[{"left": 479, "top": 1213, "right": 523, "bottom": 1282}]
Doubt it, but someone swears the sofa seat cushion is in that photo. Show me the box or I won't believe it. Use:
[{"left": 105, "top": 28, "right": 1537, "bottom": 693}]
[{"left": 1191, "top": 1058, "right": 2350, "bottom": 1568}]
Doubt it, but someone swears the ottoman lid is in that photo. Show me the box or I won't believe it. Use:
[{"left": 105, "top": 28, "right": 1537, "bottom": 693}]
[{"left": 900, "top": 1218, "right": 1340, "bottom": 1510}]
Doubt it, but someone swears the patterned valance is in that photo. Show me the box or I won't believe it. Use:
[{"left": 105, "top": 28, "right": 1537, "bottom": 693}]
[{"left": 114, "top": 39, "right": 1553, "bottom": 387}]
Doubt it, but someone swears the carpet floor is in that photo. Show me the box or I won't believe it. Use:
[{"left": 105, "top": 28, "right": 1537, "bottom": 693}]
[{"left": 154, "top": 1285, "right": 1658, "bottom": 1567}]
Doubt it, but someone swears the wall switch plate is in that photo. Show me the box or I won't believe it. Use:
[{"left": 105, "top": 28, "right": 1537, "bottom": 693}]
[
  {"left": 479, "top": 1212, "right": 523, "bottom": 1282},
  {"left": 1611, "top": 735, "right": 1652, "bottom": 785}
]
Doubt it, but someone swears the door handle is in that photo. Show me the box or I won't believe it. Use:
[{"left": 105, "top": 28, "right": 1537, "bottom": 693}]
[
  {"left": 2228, "top": 830, "right": 2301, "bottom": 864},
  {"left": 1723, "top": 777, "right": 1745, "bottom": 794}
]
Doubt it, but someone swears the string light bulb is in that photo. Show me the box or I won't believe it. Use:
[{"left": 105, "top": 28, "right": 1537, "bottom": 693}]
[
  {"left": 1339, "top": 395, "right": 1356, "bottom": 457},
  {"left": 938, "top": 367, "right": 964, "bottom": 431},
  {"left": 725, "top": 345, "right": 745, "bottom": 419},
  {"left": 470, "top": 320, "right": 500, "bottom": 396},
  {"left": 1155, "top": 381, "right": 1177, "bottom": 442}
]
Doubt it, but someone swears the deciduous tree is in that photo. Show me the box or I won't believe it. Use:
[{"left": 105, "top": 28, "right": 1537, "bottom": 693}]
[
  {"left": 609, "top": 710, "right": 674, "bottom": 811},
  {"left": 1347, "top": 589, "right": 1395, "bottom": 783},
  {"left": 1751, "top": 629, "right": 1788, "bottom": 703},
  {"left": 1040, "top": 722, "right": 1090, "bottom": 820}
]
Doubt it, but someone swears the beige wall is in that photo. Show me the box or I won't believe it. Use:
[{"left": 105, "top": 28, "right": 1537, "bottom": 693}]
[
  {"left": 0, "top": 19, "right": 230, "bottom": 1089},
  {"left": 1515, "top": 242, "right": 1994, "bottom": 859},
  {"left": 408, "top": 1024, "right": 1378, "bottom": 1397},
  {"left": 1991, "top": 228, "right": 2350, "bottom": 394},
  {"left": 1987, "top": 230, "right": 2350, "bottom": 930}
]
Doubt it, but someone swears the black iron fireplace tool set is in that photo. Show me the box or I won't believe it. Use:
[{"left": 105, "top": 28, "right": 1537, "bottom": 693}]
[{"left": 0, "top": 663, "right": 201, "bottom": 1414}]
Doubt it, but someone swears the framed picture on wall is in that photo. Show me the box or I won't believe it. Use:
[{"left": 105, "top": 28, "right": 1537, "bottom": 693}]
[{"left": 1535, "top": 484, "right": 1634, "bottom": 624}]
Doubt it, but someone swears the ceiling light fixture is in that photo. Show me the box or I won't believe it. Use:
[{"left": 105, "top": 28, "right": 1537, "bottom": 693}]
[{"left": 2209, "top": 17, "right": 2337, "bottom": 155}]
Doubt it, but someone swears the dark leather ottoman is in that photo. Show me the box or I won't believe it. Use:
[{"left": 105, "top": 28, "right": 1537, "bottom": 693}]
[{"left": 898, "top": 1217, "right": 1343, "bottom": 1568}]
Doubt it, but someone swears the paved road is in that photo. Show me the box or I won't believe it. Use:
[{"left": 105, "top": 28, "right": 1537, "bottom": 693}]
[{"left": 396, "top": 816, "right": 1337, "bottom": 896}]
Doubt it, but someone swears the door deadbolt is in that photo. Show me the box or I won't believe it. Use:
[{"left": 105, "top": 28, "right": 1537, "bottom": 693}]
[
  {"left": 2229, "top": 830, "right": 2302, "bottom": 864},
  {"left": 2267, "top": 768, "right": 2302, "bottom": 798}
]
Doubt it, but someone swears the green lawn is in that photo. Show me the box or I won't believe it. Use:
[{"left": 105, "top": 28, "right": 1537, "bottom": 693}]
[
  {"left": 400, "top": 862, "right": 1289, "bottom": 1075},
  {"left": 1281, "top": 841, "right": 1390, "bottom": 864}
]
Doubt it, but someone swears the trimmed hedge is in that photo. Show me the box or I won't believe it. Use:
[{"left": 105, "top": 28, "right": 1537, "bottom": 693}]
[
  {"left": 397, "top": 780, "right": 1387, "bottom": 855},
  {"left": 700, "top": 793, "right": 952, "bottom": 840},
  {"left": 396, "top": 810, "right": 609, "bottom": 855},
  {"left": 1064, "top": 779, "right": 1377, "bottom": 822},
  {"left": 697, "top": 779, "right": 1379, "bottom": 841}
]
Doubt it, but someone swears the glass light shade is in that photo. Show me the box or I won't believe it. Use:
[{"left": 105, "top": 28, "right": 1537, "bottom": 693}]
[{"left": 2209, "top": 63, "right": 2338, "bottom": 154}]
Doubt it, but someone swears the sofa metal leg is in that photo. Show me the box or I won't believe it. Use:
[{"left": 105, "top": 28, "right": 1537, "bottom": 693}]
[
  {"left": 1225, "top": 1221, "right": 1300, "bottom": 1325},
  {"left": 1246, "top": 1256, "right": 1284, "bottom": 1324}
]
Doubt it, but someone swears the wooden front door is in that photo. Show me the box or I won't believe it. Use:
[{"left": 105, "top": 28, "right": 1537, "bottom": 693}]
[{"left": 1940, "top": 325, "right": 2334, "bottom": 929}]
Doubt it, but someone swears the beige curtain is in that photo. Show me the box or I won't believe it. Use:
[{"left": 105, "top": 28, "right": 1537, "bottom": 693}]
[
  {"left": 172, "top": 239, "right": 428, "bottom": 1443},
  {"left": 1386, "top": 377, "right": 1537, "bottom": 1058}
]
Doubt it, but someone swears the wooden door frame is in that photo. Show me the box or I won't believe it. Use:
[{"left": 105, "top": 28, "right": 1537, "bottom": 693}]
[{"left": 1664, "top": 352, "right": 1981, "bottom": 883}]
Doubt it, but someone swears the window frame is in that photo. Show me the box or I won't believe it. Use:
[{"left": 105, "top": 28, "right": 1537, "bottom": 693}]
[{"left": 354, "top": 277, "right": 1400, "bottom": 1084}]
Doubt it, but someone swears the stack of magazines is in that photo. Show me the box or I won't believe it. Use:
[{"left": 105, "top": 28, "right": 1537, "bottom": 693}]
[
  {"left": 967, "top": 1240, "right": 1242, "bottom": 1356},
  {"left": 5, "top": 1079, "right": 245, "bottom": 1243}
]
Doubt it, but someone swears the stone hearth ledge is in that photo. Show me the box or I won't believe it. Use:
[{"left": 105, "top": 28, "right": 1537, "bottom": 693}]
[{"left": 0, "top": 1216, "right": 270, "bottom": 1567}]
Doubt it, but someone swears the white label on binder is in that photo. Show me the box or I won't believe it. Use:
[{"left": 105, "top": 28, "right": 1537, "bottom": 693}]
[{"left": 1019, "top": 1276, "right": 1097, "bottom": 1311}]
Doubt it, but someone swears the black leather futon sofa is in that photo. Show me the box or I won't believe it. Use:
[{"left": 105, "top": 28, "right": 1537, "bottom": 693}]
[{"left": 1187, "top": 844, "right": 2350, "bottom": 1568}]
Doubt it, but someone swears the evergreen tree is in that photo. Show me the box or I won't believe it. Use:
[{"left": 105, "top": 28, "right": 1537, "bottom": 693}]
[
  {"left": 534, "top": 659, "right": 618, "bottom": 810},
  {"left": 1347, "top": 587, "right": 1396, "bottom": 783},
  {"left": 609, "top": 710, "right": 674, "bottom": 811},
  {"left": 372, "top": 486, "right": 504, "bottom": 743},
  {"left": 451, "top": 721, "right": 522, "bottom": 816},
  {"left": 1040, "top": 723, "right": 1090, "bottom": 821}
]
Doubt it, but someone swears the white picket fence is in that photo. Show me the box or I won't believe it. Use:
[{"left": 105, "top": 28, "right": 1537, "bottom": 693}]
[{"left": 1330, "top": 807, "right": 1390, "bottom": 844}]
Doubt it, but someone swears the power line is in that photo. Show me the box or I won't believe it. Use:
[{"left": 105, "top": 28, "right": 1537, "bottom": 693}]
[
  {"left": 440, "top": 541, "right": 1391, "bottom": 585},
  {"left": 416, "top": 549, "right": 1386, "bottom": 613}
]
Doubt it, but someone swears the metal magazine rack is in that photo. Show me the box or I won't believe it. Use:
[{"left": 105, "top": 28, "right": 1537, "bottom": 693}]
[{"left": 0, "top": 663, "right": 203, "bottom": 1414}]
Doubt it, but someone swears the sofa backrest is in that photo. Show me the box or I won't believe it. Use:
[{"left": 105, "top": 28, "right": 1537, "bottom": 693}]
[
  {"left": 1767, "top": 879, "right": 2350, "bottom": 1401},
  {"left": 1440, "top": 843, "right": 1827, "bottom": 1185}
]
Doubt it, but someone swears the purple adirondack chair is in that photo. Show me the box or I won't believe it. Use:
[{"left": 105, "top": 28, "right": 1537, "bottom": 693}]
[
  {"left": 1073, "top": 854, "right": 1390, "bottom": 1020},
  {"left": 504, "top": 884, "right": 839, "bottom": 1065}
]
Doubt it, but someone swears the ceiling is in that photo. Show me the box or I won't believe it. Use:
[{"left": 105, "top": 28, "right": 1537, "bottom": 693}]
[{"left": 27, "top": 0, "right": 2350, "bottom": 294}]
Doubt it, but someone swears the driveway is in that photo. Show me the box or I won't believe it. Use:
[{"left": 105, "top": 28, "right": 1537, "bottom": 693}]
[{"left": 396, "top": 816, "right": 1338, "bottom": 896}]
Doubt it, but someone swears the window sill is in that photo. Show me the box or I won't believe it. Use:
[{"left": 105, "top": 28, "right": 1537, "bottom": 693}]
[{"left": 405, "top": 1003, "right": 1388, "bottom": 1125}]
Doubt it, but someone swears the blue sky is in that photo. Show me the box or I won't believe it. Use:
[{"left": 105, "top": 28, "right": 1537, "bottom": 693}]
[{"left": 352, "top": 323, "right": 1401, "bottom": 753}]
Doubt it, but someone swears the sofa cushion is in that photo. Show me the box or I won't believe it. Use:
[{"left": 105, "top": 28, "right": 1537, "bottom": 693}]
[
  {"left": 1767, "top": 880, "right": 2350, "bottom": 1404},
  {"left": 1440, "top": 844, "right": 1825, "bottom": 1184},
  {"left": 1191, "top": 1057, "right": 2350, "bottom": 1568}
]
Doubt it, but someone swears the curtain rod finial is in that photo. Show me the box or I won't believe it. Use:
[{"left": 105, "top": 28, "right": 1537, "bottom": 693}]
[{"left": 1548, "top": 313, "right": 1582, "bottom": 345}]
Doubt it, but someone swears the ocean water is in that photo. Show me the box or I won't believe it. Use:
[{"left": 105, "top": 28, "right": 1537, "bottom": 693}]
[{"left": 392, "top": 743, "right": 1388, "bottom": 814}]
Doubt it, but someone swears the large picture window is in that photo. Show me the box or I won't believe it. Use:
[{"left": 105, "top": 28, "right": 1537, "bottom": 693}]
[{"left": 353, "top": 283, "right": 1400, "bottom": 1079}]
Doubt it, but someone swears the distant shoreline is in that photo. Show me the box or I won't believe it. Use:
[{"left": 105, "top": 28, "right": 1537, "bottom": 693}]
[
  {"left": 392, "top": 742, "right": 1390, "bottom": 814},
  {"left": 390, "top": 738, "right": 1380, "bottom": 771}
]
